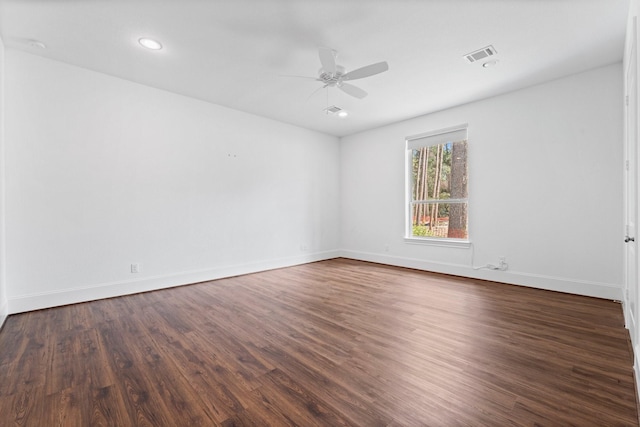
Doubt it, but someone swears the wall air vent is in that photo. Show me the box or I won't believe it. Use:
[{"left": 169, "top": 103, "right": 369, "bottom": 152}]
[{"left": 464, "top": 45, "right": 497, "bottom": 63}]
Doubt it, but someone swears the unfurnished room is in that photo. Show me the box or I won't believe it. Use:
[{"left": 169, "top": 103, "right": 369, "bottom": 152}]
[{"left": 0, "top": 0, "right": 639, "bottom": 425}]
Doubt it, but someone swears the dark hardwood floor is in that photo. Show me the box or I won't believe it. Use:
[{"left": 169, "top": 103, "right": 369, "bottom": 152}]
[{"left": 0, "top": 258, "right": 638, "bottom": 426}]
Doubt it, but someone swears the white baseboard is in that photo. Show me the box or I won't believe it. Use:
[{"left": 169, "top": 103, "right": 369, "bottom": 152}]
[
  {"left": 8, "top": 250, "right": 340, "bottom": 314},
  {"left": 625, "top": 296, "right": 636, "bottom": 337},
  {"left": 0, "top": 299, "right": 7, "bottom": 330},
  {"left": 635, "top": 344, "right": 640, "bottom": 405},
  {"left": 624, "top": 299, "right": 640, "bottom": 403},
  {"left": 7, "top": 248, "right": 623, "bottom": 314},
  {"left": 339, "top": 250, "right": 623, "bottom": 301}
]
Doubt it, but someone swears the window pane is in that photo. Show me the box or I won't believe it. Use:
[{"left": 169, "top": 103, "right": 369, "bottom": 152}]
[
  {"left": 411, "top": 202, "right": 468, "bottom": 239},
  {"left": 412, "top": 140, "right": 467, "bottom": 201}
]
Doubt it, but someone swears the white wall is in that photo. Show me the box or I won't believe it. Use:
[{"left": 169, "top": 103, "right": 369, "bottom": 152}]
[
  {"left": 340, "top": 63, "right": 623, "bottom": 300},
  {"left": 2, "top": 48, "right": 625, "bottom": 314},
  {"left": 0, "top": 35, "right": 7, "bottom": 328},
  {"left": 4, "top": 50, "right": 341, "bottom": 313}
]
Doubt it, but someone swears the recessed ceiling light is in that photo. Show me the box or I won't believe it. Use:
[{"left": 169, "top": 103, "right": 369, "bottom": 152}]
[
  {"left": 483, "top": 60, "right": 499, "bottom": 68},
  {"left": 337, "top": 110, "right": 349, "bottom": 118},
  {"left": 138, "top": 38, "right": 162, "bottom": 50}
]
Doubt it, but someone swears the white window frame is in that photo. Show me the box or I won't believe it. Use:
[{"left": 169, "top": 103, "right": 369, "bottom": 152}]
[{"left": 404, "top": 124, "right": 470, "bottom": 247}]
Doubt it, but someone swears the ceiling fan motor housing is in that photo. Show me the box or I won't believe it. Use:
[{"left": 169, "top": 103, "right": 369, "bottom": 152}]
[{"left": 318, "top": 65, "right": 346, "bottom": 86}]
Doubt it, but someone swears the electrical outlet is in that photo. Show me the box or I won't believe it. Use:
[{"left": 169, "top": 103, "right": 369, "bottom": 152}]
[
  {"left": 486, "top": 257, "right": 508, "bottom": 271},
  {"left": 131, "top": 263, "right": 142, "bottom": 273}
]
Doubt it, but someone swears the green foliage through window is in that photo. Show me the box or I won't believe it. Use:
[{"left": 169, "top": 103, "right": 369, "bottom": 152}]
[{"left": 408, "top": 132, "right": 468, "bottom": 240}]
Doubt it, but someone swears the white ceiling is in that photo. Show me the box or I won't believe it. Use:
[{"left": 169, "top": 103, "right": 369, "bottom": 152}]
[{"left": 0, "top": 0, "right": 630, "bottom": 137}]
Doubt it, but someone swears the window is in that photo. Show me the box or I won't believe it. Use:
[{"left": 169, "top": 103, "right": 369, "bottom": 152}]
[{"left": 406, "top": 126, "right": 468, "bottom": 241}]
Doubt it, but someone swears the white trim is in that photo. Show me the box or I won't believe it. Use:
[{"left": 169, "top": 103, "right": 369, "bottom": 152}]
[
  {"left": 623, "top": 10, "right": 640, "bottom": 403},
  {"left": 406, "top": 123, "right": 469, "bottom": 144},
  {"left": 0, "top": 30, "right": 6, "bottom": 332},
  {"left": 0, "top": 299, "right": 7, "bottom": 331},
  {"left": 339, "top": 250, "right": 622, "bottom": 300},
  {"left": 635, "top": 343, "right": 640, "bottom": 403},
  {"left": 626, "top": 293, "right": 637, "bottom": 342},
  {"left": 8, "top": 250, "right": 340, "bottom": 314},
  {"left": 405, "top": 147, "right": 413, "bottom": 237},
  {"left": 403, "top": 237, "right": 471, "bottom": 248}
]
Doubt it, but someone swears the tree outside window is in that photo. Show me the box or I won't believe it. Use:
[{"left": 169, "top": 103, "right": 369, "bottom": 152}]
[{"left": 407, "top": 127, "right": 468, "bottom": 240}]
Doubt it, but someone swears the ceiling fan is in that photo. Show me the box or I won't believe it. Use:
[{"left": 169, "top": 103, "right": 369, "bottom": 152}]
[{"left": 304, "top": 47, "right": 389, "bottom": 99}]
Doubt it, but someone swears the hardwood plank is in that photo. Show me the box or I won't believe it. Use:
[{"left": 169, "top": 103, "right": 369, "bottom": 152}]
[
  {"left": 140, "top": 306, "right": 249, "bottom": 421},
  {"left": 96, "top": 318, "right": 180, "bottom": 426},
  {"left": 0, "top": 258, "right": 637, "bottom": 425},
  {"left": 257, "top": 344, "right": 392, "bottom": 426},
  {"left": 250, "top": 368, "right": 357, "bottom": 427},
  {"left": 218, "top": 409, "right": 275, "bottom": 427}
]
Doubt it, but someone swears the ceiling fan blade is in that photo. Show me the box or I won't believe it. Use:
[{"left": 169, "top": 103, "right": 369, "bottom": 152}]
[
  {"left": 280, "top": 74, "right": 320, "bottom": 81},
  {"left": 339, "top": 83, "right": 368, "bottom": 99},
  {"left": 342, "top": 61, "right": 389, "bottom": 81},
  {"left": 318, "top": 47, "right": 336, "bottom": 74}
]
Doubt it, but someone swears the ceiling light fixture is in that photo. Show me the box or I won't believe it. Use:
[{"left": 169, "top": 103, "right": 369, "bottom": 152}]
[
  {"left": 482, "top": 60, "right": 499, "bottom": 68},
  {"left": 138, "top": 37, "right": 162, "bottom": 50},
  {"left": 337, "top": 110, "right": 349, "bottom": 118}
]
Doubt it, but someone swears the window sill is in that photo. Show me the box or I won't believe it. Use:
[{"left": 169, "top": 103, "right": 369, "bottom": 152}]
[{"left": 404, "top": 237, "right": 471, "bottom": 248}]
